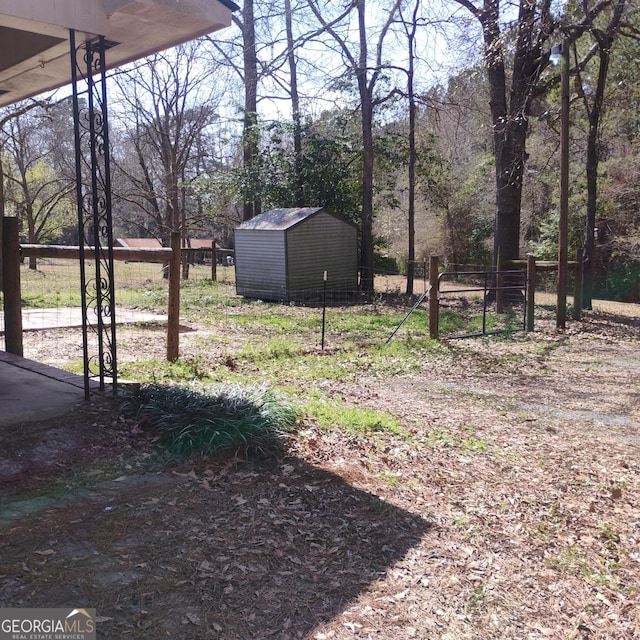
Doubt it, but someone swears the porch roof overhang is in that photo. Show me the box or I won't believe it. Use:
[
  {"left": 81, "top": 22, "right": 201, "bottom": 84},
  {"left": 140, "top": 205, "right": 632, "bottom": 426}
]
[{"left": 0, "top": 0, "right": 238, "bottom": 107}]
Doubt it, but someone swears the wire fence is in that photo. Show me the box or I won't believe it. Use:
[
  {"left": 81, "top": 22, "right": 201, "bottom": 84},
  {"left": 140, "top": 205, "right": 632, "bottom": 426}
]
[
  {"left": 437, "top": 269, "right": 527, "bottom": 339},
  {"left": 0, "top": 258, "right": 236, "bottom": 333},
  {"left": 1, "top": 255, "right": 571, "bottom": 340}
]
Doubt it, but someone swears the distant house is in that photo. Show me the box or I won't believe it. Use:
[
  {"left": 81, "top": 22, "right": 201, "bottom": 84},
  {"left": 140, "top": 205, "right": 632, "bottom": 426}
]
[
  {"left": 234, "top": 207, "right": 358, "bottom": 302},
  {"left": 114, "top": 238, "right": 164, "bottom": 262},
  {"left": 115, "top": 238, "right": 222, "bottom": 264},
  {"left": 182, "top": 239, "right": 217, "bottom": 265},
  {"left": 115, "top": 238, "right": 163, "bottom": 249},
  {"left": 115, "top": 238, "right": 216, "bottom": 249}
]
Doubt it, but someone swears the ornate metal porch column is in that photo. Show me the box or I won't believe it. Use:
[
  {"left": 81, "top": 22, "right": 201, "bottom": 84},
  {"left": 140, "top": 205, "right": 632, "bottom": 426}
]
[{"left": 70, "top": 30, "right": 117, "bottom": 399}]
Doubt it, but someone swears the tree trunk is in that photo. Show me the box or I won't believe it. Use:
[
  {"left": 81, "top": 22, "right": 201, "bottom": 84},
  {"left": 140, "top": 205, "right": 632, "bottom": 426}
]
[
  {"left": 404, "top": 0, "right": 419, "bottom": 296},
  {"left": 583, "top": 118, "right": 599, "bottom": 310},
  {"left": 26, "top": 225, "right": 39, "bottom": 270},
  {"left": 485, "top": 0, "right": 530, "bottom": 265},
  {"left": 455, "top": 0, "right": 549, "bottom": 271},
  {"left": 18, "top": 150, "right": 37, "bottom": 270},
  {"left": 306, "top": 0, "right": 402, "bottom": 297},
  {"left": 493, "top": 136, "right": 526, "bottom": 264},
  {"left": 285, "top": 0, "right": 304, "bottom": 207},
  {"left": 241, "top": 0, "right": 260, "bottom": 221},
  {"left": 445, "top": 206, "right": 459, "bottom": 268},
  {"left": 181, "top": 196, "right": 190, "bottom": 280},
  {"left": 406, "top": 93, "right": 416, "bottom": 296},
  {"left": 357, "top": 0, "right": 375, "bottom": 295},
  {"left": 360, "top": 96, "right": 375, "bottom": 295},
  {"left": 579, "top": 0, "right": 625, "bottom": 308}
]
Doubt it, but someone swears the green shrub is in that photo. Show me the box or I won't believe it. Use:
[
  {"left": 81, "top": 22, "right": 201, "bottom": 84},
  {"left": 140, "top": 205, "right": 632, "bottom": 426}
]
[
  {"left": 596, "top": 252, "right": 640, "bottom": 302},
  {"left": 122, "top": 382, "right": 297, "bottom": 458}
]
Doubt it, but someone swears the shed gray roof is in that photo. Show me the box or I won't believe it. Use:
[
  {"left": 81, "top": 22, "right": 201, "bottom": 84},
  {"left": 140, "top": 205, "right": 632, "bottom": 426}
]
[{"left": 237, "top": 207, "right": 326, "bottom": 231}]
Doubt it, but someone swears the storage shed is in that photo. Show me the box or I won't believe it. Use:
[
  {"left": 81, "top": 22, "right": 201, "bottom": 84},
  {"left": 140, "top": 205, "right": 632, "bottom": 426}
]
[{"left": 234, "top": 207, "right": 358, "bottom": 302}]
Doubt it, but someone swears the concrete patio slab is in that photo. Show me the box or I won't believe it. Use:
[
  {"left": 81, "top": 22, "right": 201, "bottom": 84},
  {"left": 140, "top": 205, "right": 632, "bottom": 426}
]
[
  {"left": 0, "top": 307, "right": 167, "bottom": 332},
  {"left": 0, "top": 307, "right": 165, "bottom": 424},
  {"left": 0, "top": 351, "right": 91, "bottom": 425}
]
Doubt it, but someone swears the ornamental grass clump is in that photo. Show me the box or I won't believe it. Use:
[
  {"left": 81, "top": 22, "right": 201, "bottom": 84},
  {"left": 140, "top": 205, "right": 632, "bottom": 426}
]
[{"left": 123, "top": 382, "right": 297, "bottom": 458}]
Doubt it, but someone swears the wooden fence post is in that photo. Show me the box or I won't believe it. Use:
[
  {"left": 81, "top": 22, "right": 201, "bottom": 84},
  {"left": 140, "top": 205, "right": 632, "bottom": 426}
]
[
  {"left": 429, "top": 255, "right": 439, "bottom": 339},
  {"left": 167, "top": 232, "right": 181, "bottom": 362},
  {"left": 211, "top": 240, "right": 217, "bottom": 282},
  {"left": 526, "top": 254, "right": 536, "bottom": 332},
  {"left": 2, "top": 217, "right": 23, "bottom": 356}
]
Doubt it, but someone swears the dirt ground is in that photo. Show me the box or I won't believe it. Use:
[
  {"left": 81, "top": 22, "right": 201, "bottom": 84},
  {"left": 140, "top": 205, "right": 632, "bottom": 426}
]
[{"left": 1, "top": 298, "right": 639, "bottom": 639}]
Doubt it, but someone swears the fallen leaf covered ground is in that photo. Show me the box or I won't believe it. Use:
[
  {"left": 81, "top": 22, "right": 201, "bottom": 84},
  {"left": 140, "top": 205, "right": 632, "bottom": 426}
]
[{"left": 0, "top": 293, "right": 638, "bottom": 640}]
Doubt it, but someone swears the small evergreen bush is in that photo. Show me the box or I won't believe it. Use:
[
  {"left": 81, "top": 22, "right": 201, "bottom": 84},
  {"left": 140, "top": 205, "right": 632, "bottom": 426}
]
[{"left": 122, "top": 382, "right": 297, "bottom": 458}]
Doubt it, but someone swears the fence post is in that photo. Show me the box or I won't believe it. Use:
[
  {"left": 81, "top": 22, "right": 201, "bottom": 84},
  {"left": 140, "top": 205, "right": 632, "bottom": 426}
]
[
  {"left": 167, "top": 231, "right": 181, "bottom": 362},
  {"left": 526, "top": 254, "right": 536, "bottom": 332},
  {"left": 211, "top": 240, "right": 217, "bottom": 282},
  {"left": 572, "top": 247, "right": 582, "bottom": 321},
  {"left": 429, "top": 255, "right": 439, "bottom": 339},
  {"left": 2, "top": 217, "right": 23, "bottom": 357}
]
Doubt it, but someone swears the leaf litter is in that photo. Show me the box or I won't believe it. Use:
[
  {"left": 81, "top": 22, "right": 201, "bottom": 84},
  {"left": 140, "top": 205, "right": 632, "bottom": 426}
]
[{"left": 0, "top": 299, "right": 638, "bottom": 639}]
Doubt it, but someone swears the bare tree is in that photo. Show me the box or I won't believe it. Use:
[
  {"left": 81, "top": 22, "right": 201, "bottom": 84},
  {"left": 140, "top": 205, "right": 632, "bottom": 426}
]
[
  {"left": 1, "top": 103, "right": 74, "bottom": 269},
  {"left": 306, "top": 0, "right": 403, "bottom": 295},
  {"left": 111, "top": 42, "right": 222, "bottom": 247},
  {"left": 206, "top": 0, "right": 284, "bottom": 220},
  {"left": 573, "top": 0, "right": 628, "bottom": 308},
  {"left": 398, "top": 0, "right": 421, "bottom": 295},
  {"left": 236, "top": 0, "right": 261, "bottom": 220},
  {"left": 0, "top": 102, "right": 47, "bottom": 283},
  {"left": 450, "top": 0, "right": 556, "bottom": 268},
  {"left": 284, "top": 0, "right": 305, "bottom": 207}
]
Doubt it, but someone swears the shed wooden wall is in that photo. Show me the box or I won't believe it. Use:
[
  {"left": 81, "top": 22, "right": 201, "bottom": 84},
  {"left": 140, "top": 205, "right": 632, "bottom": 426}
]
[
  {"left": 234, "top": 229, "right": 287, "bottom": 300},
  {"left": 286, "top": 211, "right": 357, "bottom": 298}
]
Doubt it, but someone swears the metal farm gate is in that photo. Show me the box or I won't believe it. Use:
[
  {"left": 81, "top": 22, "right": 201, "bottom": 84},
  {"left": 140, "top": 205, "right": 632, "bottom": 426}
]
[
  {"left": 436, "top": 269, "right": 527, "bottom": 339},
  {"left": 388, "top": 255, "right": 582, "bottom": 343}
]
